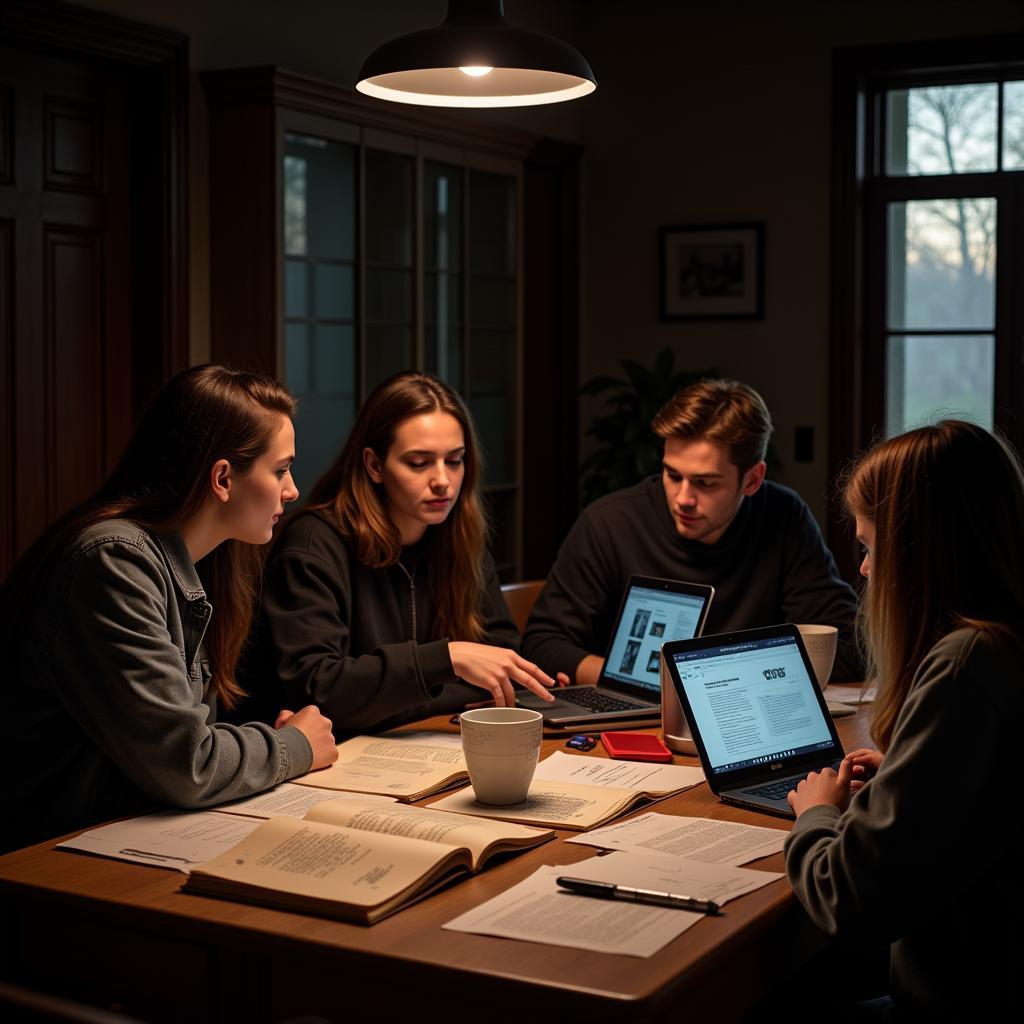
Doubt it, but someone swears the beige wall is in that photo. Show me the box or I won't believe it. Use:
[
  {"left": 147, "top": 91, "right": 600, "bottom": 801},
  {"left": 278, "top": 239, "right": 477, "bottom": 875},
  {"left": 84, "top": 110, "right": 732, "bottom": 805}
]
[{"left": 75, "top": 0, "right": 1024, "bottom": 516}]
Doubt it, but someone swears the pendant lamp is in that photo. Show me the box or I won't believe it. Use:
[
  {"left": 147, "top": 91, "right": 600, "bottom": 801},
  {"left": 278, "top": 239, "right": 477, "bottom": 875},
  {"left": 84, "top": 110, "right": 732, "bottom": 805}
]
[{"left": 356, "top": 0, "right": 596, "bottom": 108}]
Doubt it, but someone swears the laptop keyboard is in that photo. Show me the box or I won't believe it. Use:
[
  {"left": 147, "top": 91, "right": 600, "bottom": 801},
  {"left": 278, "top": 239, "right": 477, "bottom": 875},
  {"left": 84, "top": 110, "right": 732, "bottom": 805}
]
[
  {"left": 558, "top": 688, "right": 648, "bottom": 713},
  {"left": 742, "top": 777, "right": 801, "bottom": 802}
]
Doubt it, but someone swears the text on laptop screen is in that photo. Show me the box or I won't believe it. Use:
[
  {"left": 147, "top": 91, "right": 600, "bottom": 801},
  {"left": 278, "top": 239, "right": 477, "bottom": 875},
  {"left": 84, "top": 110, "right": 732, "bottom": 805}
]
[
  {"left": 603, "top": 586, "right": 707, "bottom": 693},
  {"left": 671, "top": 637, "right": 834, "bottom": 773}
]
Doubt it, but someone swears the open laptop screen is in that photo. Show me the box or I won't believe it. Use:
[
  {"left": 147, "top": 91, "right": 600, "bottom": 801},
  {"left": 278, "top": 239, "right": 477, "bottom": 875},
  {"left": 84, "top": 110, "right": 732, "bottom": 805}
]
[
  {"left": 602, "top": 583, "right": 709, "bottom": 694},
  {"left": 670, "top": 634, "right": 836, "bottom": 775}
]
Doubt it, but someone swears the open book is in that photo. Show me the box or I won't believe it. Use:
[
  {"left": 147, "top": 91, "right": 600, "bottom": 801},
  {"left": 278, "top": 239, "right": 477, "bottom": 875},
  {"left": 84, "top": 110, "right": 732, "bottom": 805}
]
[
  {"left": 182, "top": 797, "right": 554, "bottom": 924},
  {"left": 430, "top": 752, "right": 705, "bottom": 831},
  {"left": 295, "top": 734, "right": 468, "bottom": 801}
]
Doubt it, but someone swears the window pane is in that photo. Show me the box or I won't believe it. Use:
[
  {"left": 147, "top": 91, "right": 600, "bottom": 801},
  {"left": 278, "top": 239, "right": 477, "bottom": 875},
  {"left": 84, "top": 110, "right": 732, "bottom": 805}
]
[
  {"left": 469, "top": 172, "right": 515, "bottom": 276},
  {"left": 366, "top": 267, "right": 412, "bottom": 322},
  {"left": 284, "top": 134, "right": 356, "bottom": 260},
  {"left": 285, "top": 323, "right": 310, "bottom": 394},
  {"left": 285, "top": 259, "right": 308, "bottom": 318},
  {"left": 469, "top": 330, "right": 516, "bottom": 485},
  {"left": 886, "top": 84, "right": 997, "bottom": 175},
  {"left": 1003, "top": 81, "right": 1024, "bottom": 170},
  {"left": 486, "top": 489, "right": 517, "bottom": 582},
  {"left": 365, "top": 324, "right": 413, "bottom": 391},
  {"left": 292, "top": 393, "right": 354, "bottom": 500},
  {"left": 425, "top": 162, "right": 463, "bottom": 272},
  {"left": 365, "top": 149, "right": 413, "bottom": 265},
  {"left": 314, "top": 263, "right": 354, "bottom": 320},
  {"left": 312, "top": 324, "right": 355, "bottom": 395},
  {"left": 886, "top": 334, "right": 994, "bottom": 435},
  {"left": 887, "top": 199, "right": 995, "bottom": 331}
]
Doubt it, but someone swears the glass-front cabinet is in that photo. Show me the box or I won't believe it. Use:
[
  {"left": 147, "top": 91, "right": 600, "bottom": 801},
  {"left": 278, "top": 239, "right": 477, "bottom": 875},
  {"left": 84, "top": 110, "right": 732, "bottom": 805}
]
[{"left": 204, "top": 69, "right": 529, "bottom": 578}]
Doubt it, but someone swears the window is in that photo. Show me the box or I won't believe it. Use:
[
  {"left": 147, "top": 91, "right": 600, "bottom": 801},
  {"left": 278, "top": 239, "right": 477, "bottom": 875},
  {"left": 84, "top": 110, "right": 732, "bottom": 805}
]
[{"left": 830, "top": 37, "right": 1024, "bottom": 573}]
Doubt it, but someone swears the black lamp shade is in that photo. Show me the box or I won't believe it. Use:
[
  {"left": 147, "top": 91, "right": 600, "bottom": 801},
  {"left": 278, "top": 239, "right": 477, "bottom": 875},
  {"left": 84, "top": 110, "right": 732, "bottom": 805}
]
[{"left": 356, "top": 1, "right": 596, "bottom": 108}]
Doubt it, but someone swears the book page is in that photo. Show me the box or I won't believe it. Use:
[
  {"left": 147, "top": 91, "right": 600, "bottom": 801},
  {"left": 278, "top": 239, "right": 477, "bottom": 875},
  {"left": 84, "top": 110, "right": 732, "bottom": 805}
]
[
  {"left": 216, "top": 784, "right": 398, "bottom": 819},
  {"left": 567, "top": 812, "right": 786, "bottom": 865},
  {"left": 534, "top": 750, "right": 704, "bottom": 794},
  {"left": 295, "top": 735, "right": 467, "bottom": 798},
  {"left": 305, "top": 800, "right": 552, "bottom": 869},
  {"left": 430, "top": 779, "right": 636, "bottom": 831},
  {"left": 58, "top": 811, "right": 263, "bottom": 873},
  {"left": 188, "top": 817, "right": 464, "bottom": 912}
]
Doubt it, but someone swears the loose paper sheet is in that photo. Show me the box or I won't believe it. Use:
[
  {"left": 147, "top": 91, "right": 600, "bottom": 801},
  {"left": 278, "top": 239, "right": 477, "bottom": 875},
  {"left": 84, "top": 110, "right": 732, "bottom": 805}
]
[
  {"left": 566, "top": 812, "right": 786, "bottom": 865},
  {"left": 443, "top": 851, "right": 782, "bottom": 957},
  {"left": 58, "top": 811, "right": 263, "bottom": 873},
  {"left": 534, "top": 750, "right": 704, "bottom": 793},
  {"left": 827, "top": 683, "right": 877, "bottom": 705}
]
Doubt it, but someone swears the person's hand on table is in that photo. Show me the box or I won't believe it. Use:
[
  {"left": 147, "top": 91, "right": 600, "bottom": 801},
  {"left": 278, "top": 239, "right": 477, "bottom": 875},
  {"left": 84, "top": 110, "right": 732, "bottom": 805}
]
[
  {"left": 449, "top": 642, "right": 557, "bottom": 706},
  {"left": 787, "top": 758, "right": 854, "bottom": 816},
  {"left": 276, "top": 706, "right": 338, "bottom": 769},
  {"left": 845, "top": 747, "right": 884, "bottom": 792}
]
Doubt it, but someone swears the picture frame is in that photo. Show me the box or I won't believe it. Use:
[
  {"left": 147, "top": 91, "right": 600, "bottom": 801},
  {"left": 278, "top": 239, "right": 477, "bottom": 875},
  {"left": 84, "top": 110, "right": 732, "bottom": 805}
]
[{"left": 659, "top": 222, "right": 764, "bottom": 320}]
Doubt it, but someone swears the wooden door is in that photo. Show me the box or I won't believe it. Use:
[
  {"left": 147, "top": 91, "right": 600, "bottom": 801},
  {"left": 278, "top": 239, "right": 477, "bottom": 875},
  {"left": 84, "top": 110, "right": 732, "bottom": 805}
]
[{"left": 0, "top": 45, "right": 132, "bottom": 576}]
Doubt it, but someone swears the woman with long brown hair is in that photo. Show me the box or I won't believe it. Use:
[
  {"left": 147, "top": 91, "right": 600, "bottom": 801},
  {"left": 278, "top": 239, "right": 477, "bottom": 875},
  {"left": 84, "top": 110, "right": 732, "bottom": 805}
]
[
  {"left": 243, "top": 371, "right": 555, "bottom": 733},
  {"left": 784, "top": 420, "right": 1024, "bottom": 1018},
  {"left": 1, "top": 364, "right": 337, "bottom": 853}
]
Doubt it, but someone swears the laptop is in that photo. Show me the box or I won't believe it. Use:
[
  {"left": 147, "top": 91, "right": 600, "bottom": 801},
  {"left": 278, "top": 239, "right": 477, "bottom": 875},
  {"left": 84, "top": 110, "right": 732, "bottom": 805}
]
[
  {"left": 518, "top": 575, "right": 714, "bottom": 726},
  {"left": 662, "top": 624, "right": 845, "bottom": 818}
]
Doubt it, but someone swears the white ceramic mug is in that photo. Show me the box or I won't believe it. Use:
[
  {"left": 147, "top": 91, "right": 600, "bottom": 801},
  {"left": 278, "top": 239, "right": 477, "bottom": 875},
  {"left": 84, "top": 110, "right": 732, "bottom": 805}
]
[
  {"left": 459, "top": 707, "right": 543, "bottom": 805},
  {"left": 795, "top": 624, "right": 839, "bottom": 691}
]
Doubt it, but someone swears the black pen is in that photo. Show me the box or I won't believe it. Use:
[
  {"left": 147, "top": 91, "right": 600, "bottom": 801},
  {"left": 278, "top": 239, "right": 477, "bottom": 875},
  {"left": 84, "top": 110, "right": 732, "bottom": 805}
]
[{"left": 556, "top": 876, "right": 721, "bottom": 915}]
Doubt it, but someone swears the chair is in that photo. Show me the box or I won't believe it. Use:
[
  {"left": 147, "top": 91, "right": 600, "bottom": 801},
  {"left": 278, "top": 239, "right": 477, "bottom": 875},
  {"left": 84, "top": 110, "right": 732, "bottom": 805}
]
[{"left": 500, "top": 579, "right": 545, "bottom": 636}]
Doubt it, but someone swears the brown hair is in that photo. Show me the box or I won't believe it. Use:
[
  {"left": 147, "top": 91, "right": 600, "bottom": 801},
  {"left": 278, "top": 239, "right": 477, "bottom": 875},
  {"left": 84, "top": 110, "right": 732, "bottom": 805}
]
[
  {"left": 305, "top": 372, "right": 489, "bottom": 642},
  {"left": 844, "top": 420, "right": 1024, "bottom": 751},
  {"left": 651, "top": 378, "right": 773, "bottom": 472},
  {"left": 2, "top": 364, "right": 296, "bottom": 710}
]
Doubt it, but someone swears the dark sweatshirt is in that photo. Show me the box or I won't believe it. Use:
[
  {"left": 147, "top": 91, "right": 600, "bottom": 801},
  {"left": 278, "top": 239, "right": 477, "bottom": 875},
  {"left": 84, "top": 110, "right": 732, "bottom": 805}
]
[
  {"left": 784, "top": 628, "right": 1023, "bottom": 1018},
  {"left": 239, "top": 510, "right": 520, "bottom": 734},
  {"left": 522, "top": 476, "right": 861, "bottom": 681}
]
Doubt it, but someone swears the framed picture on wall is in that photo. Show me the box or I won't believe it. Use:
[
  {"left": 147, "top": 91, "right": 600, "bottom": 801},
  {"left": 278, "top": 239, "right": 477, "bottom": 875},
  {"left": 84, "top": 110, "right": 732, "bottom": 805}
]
[{"left": 659, "top": 222, "right": 764, "bottom": 320}]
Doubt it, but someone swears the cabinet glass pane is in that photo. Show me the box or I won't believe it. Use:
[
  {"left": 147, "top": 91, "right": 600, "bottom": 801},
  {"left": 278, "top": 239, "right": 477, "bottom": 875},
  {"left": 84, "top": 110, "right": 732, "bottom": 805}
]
[
  {"left": 366, "top": 267, "right": 413, "bottom": 322},
  {"left": 886, "top": 84, "right": 997, "bottom": 176},
  {"left": 285, "top": 259, "right": 308, "bottom": 318},
  {"left": 469, "top": 329, "right": 516, "bottom": 485},
  {"left": 284, "top": 134, "right": 355, "bottom": 260},
  {"left": 365, "top": 324, "right": 413, "bottom": 391},
  {"left": 365, "top": 149, "right": 413, "bottom": 265},
  {"left": 469, "top": 278, "right": 515, "bottom": 327},
  {"left": 886, "top": 334, "right": 994, "bottom": 435},
  {"left": 314, "top": 263, "right": 354, "bottom": 320},
  {"left": 1003, "top": 81, "right": 1024, "bottom": 170},
  {"left": 887, "top": 199, "right": 995, "bottom": 331},
  {"left": 425, "top": 162, "right": 463, "bottom": 271},
  {"left": 486, "top": 489, "right": 517, "bottom": 581},
  {"left": 469, "top": 171, "right": 515, "bottom": 276}
]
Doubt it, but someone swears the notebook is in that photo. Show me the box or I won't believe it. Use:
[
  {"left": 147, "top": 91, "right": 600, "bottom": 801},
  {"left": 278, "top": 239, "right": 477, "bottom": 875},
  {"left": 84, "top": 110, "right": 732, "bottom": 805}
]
[
  {"left": 518, "top": 575, "right": 714, "bottom": 727},
  {"left": 662, "top": 624, "right": 845, "bottom": 818}
]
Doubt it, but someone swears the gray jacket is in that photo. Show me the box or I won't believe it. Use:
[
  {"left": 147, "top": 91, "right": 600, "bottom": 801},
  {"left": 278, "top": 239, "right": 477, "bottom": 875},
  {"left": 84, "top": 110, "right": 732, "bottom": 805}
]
[
  {"left": 3, "top": 519, "right": 312, "bottom": 851},
  {"left": 784, "top": 628, "right": 1023, "bottom": 1018}
]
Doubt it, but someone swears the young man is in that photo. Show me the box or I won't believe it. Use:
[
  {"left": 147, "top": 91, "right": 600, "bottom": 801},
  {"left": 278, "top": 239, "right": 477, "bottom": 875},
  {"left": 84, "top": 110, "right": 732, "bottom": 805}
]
[{"left": 523, "top": 379, "right": 861, "bottom": 684}]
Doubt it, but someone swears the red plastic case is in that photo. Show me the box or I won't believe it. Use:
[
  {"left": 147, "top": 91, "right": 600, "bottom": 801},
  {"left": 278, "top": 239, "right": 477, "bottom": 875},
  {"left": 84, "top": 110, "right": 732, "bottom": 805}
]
[{"left": 599, "top": 731, "right": 673, "bottom": 762}]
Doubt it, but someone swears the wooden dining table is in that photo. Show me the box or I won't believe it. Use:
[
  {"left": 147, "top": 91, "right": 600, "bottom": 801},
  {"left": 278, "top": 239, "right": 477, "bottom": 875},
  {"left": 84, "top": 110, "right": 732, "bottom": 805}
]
[{"left": 0, "top": 703, "right": 873, "bottom": 1024}]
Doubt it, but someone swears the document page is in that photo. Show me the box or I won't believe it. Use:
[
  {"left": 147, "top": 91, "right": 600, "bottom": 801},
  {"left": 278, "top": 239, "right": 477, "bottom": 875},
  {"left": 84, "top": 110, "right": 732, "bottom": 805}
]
[
  {"left": 57, "top": 811, "right": 263, "bottom": 873},
  {"left": 296, "top": 735, "right": 468, "bottom": 798},
  {"left": 217, "top": 784, "right": 398, "bottom": 819},
  {"left": 444, "top": 852, "right": 782, "bottom": 957},
  {"left": 567, "top": 812, "right": 786, "bottom": 865},
  {"left": 430, "top": 779, "right": 637, "bottom": 830},
  {"left": 534, "top": 750, "right": 704, "bottom": 794}
]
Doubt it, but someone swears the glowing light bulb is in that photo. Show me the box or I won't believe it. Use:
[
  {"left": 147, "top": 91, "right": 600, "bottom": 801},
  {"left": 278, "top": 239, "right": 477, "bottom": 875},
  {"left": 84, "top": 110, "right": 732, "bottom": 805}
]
[{"left": 459, "top": 66, "right": 493, "bottom": 77}]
